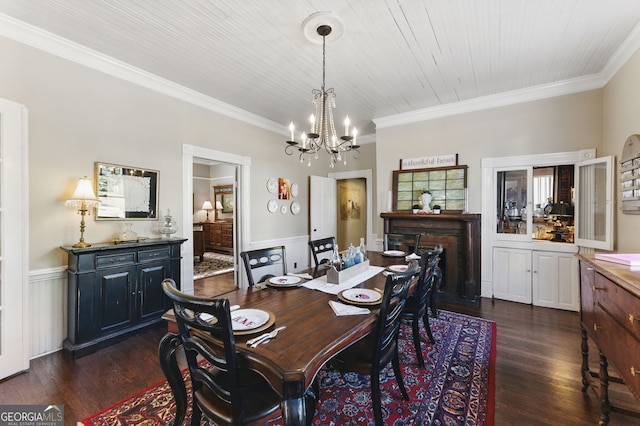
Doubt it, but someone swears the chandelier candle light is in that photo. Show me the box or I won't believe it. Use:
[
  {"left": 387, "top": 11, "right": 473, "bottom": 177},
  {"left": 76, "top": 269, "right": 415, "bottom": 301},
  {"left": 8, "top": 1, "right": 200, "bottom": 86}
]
[
  {"left": 285, "top": 13, "right": 359, "bottom": 168},
  {"left": 65, "top": 176, "right": 100, "bottom": 248}
]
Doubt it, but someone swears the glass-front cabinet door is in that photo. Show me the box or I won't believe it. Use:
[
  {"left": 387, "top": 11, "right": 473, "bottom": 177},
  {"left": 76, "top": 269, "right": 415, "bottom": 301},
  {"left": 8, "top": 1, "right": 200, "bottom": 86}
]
[
  {"left": 574, "top": 156, "right": 614, "bottom": 250},
  {"left": 496, "top": 168, "right": 531, "bottom": 239}
]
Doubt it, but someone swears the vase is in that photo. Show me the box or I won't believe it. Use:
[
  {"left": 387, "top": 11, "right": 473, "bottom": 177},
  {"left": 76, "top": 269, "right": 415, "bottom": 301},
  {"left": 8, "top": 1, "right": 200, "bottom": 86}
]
[{"left": 120, "top": 223, "right": 138, "bottom": 241}]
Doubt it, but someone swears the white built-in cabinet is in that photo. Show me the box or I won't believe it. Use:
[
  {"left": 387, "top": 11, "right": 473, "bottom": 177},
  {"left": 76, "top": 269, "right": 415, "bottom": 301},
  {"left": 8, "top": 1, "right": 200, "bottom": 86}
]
[
  {"left": 493, "top": 247, "right": 579, "bottom": 310},
  {"left": 482, "top": 149, "right": 613, "bottom": 312}
]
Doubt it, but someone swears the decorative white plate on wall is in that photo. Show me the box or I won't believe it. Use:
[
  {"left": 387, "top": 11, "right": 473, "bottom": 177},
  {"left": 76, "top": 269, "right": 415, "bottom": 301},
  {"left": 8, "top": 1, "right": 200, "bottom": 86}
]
[
  {"left": 290, "top": 201, "right": 301, "bottom": 215},
  {"left": 266, "top": 178, "right": 277, "bottom": 193},
  {"left": 290, "top": 182, "right": 299, "bottom": 197},
  {"left": 267, "top": 199, "right": 278, "bottom": 213},
  {"left": 281, "top": 205, "right": 288, "bottom": 214}
]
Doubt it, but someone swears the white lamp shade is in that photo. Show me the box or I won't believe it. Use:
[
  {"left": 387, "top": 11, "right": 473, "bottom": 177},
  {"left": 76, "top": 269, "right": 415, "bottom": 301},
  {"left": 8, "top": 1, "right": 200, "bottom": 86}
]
[
  {"left": 215, "top": 201, "right": 224, "bottom": 210},
  {"left": 201, "top": 201, "right": 214, "bottom": 210},
  {"left": 65, "top": 177, "right": 99, "bottom": 208}
]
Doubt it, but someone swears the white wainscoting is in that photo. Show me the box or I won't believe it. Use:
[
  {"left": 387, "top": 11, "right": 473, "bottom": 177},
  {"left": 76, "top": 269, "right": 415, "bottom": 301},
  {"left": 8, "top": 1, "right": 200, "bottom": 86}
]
[{"left": 28, "top": 267, "right": 67, "bottom": 359}]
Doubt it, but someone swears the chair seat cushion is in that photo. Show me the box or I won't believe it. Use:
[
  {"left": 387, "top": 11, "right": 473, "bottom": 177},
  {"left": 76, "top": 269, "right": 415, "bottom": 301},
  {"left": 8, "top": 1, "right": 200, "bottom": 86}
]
[
  {"left": 195, "top": 384, "right": 281, "bottom": 425},
  {"left": 331, "top": 336, "right": 374, "bottom": 375}
]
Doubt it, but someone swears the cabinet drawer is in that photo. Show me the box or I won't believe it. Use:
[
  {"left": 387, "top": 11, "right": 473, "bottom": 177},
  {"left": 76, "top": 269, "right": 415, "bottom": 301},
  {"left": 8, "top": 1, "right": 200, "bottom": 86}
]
[
  {"left": 139, "top": 248, "right": 170, "bottom": 262},
  {"left": 96, "top": 253, "right": 136, "bottom": 268},
  {"left": 595, "top": 304, "right": 640, "bottom": 400},
  {"left": 595, "top": 273, "right": 640, "bottom": 342}
]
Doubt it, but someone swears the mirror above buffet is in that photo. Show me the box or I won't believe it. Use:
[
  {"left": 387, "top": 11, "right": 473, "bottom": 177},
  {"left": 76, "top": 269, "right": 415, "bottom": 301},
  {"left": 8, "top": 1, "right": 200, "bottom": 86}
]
[{"left": 95, "top": 162, "right": 159, "bottom": 220}]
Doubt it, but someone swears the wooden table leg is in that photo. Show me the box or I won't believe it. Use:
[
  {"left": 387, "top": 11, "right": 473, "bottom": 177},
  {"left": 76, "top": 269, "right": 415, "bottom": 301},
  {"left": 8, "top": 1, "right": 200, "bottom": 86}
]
[{"left": 281, "top": 381, "right": 307, "bottom": 426}]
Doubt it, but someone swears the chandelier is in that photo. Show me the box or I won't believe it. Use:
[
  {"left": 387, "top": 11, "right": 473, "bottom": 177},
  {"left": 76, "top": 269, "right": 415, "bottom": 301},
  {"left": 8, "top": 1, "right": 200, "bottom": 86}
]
[{"left": 285, "top": 20, "right": 359, "bottom": 168}]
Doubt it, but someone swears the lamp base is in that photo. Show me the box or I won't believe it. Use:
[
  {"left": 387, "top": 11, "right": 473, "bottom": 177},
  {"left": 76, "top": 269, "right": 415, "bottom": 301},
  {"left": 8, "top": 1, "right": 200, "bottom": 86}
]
[{"left": 72, "top": 241, "right": 92, "bottom": 248}]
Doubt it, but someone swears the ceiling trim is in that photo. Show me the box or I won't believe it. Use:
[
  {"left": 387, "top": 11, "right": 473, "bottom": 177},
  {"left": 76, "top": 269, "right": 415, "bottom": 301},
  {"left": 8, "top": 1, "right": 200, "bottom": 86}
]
[
  {"left": 373, "top": 75, "right": 605, "bottom": 129},
  {"left": 0, "top": 13, "right": 287, "bottom": 136},
  {"left": 3, "top": 12, "right": 640, "bottom": 137}
]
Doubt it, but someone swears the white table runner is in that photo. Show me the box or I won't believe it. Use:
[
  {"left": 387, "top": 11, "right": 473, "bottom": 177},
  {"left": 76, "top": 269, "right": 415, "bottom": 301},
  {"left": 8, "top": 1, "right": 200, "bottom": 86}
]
[{"left": 301, "top": 266, "right": 385, "bottom": 295}]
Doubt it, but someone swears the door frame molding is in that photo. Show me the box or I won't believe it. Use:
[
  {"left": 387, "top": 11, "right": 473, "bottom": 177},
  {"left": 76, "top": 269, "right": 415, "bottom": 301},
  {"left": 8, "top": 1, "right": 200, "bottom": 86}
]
[
  {"left": 328, "top": 169, "right": 374, "bottom": 250},
  {"left": 0, "top": 97, "right": 29, "bottom": 378},
  {"left": 182, "top": 144, "right": 251, "bottom": 293}
]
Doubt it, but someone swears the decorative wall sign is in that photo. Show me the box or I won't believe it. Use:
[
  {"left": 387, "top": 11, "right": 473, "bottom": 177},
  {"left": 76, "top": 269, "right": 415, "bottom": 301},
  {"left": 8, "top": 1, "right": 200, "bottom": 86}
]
[{"left": 400, "top": 154, "right": 458, "bottom": 170}]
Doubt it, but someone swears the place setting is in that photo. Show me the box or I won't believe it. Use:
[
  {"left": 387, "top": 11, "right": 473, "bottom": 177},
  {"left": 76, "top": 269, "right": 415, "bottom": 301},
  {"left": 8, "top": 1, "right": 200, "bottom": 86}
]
[
  {"left": 265, "top": 275, "right": 305, "bottom": 288},
  {"left": 230, "top": 308, "right": 276, "bottom": 336},
  {"left": 381, "top": 249, "right": 406, "bottom": 257}
]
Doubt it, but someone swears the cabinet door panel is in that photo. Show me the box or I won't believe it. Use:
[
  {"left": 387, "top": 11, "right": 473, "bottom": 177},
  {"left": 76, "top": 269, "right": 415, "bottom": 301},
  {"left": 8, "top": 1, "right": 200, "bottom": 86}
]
[
  {"left": 533, "top": 252, "right": 557, "bottom": 306},
  {"left": 493, "top": 247, "right": 531, "bottom": 303},
  {"left": 533, "top": 251, "right": 579, "bottom": 311},
  {"left": 138, "top": 262, "right": 170, "bottom": 319},
  {"left": 97, "top": 267, "right": 136, "bottom": 334},
  {"left": 556, "top": 254, "right": 579, "bottom": 310}
]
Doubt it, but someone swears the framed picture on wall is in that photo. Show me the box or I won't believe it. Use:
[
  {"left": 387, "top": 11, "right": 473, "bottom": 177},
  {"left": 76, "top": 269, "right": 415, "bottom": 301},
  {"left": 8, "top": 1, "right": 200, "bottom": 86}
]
[{"left": 278, "top": 177, "right": 290, "bottom": 200}]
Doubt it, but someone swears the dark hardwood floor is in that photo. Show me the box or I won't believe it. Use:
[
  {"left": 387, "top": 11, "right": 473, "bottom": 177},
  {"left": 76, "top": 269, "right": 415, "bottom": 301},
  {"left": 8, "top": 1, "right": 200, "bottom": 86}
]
[{"left": 1, "top": 290, "right": 639, "bottom": 424}]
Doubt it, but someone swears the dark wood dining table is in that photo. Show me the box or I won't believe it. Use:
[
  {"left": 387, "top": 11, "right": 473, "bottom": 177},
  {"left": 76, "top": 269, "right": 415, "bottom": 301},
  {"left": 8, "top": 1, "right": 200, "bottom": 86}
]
[{"left": 165, "top": 251, "right": 408, "bottom": 425}]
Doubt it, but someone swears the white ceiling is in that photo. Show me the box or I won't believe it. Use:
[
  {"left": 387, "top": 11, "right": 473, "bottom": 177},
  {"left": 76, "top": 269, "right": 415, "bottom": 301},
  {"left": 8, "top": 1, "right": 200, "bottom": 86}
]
[{"left": 2, "top": 0, "right": 640, "bottom": 138}]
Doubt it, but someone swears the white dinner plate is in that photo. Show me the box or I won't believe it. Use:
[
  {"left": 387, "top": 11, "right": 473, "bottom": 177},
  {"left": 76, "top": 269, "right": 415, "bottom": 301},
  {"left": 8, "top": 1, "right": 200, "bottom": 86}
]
[
  {"left": 382, "top": 250, "right": 406, "bottom": 257},
  {"left": 267, "top": 275, "right": 302, "bottom": 287},
  {"left": 387, "top": 264, "right": 409, "bottom": 273},
  {"left": 340, "top": 288, "right": 382, "bottom": 304},
  {"left": 231, "top": 309, "right": 270, "bottom": 331}
]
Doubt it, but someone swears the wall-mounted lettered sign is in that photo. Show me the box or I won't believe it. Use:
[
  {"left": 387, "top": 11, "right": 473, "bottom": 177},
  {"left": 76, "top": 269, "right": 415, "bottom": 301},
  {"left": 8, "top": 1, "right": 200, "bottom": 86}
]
[{"left": 400, "top": 154, "right": 458, "bottom": 170}]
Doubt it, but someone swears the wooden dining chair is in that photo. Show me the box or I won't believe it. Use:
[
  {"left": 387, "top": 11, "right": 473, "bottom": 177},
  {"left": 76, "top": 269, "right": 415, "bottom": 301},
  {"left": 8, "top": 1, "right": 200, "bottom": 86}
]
[
  {"left": 308, "top": 236, "right": 336, "bottom": 267},
  {"left": 383, "top": 233, "right": 420, "bottom": 254},
  {"left": 158, "top": 279, "right": 281, "bottom": 426},
  {"left": 329, "top": 261, "right": 419, "bottom": 426},
  {"left": 403, "top": 246, "right": 443, "bottom": 368},
  {"left": 240, "top": 245, "right": 287, "bottom": 287}
]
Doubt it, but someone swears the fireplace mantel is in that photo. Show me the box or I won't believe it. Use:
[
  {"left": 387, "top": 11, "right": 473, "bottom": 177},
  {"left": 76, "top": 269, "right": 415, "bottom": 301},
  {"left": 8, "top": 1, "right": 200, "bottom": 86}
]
[{"left": 381, "top": 212, "right": 481, "bottom": 305}]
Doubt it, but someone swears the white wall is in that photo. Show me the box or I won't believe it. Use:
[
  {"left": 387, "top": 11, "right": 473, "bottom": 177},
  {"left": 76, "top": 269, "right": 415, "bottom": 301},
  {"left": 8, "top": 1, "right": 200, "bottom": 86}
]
[
  {"left": 0, "top": 36, "right": 375, "bottom": 271},
  {"left": 375, "top": 90, "right": 604, "bottom": 237},
  {"left": 603, "top": 47, "right": 640, "bottom": 253}
]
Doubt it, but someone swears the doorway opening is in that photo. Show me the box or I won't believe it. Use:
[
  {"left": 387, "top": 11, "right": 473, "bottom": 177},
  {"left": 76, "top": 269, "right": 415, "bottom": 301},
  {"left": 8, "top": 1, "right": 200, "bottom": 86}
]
[{"left": 181, "top": 144, "right": 251, "bottom": 294}]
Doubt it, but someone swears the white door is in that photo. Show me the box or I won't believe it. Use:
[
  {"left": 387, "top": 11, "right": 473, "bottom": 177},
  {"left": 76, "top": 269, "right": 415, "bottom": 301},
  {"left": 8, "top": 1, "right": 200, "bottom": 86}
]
[
  {"left": 0, "top": 97, "right": 29, "bottom": 379},
  {"left": 310, "top": 175, "right": 336, "bottom": 240}
]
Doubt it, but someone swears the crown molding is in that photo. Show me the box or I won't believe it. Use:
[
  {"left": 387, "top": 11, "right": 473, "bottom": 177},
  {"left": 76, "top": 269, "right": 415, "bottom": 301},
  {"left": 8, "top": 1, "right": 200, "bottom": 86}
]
[
  {"left": 374, "top": 20, "right": 640, "bottom": 130},
  {"left": 601, "top": 20, "right": 640, "bottom": 82},
  {"left": 373, "top": 75, "right": 606, "bottom": 129},
  {"left": 0, "top": 13, "right": 286, "bottom": 135}
]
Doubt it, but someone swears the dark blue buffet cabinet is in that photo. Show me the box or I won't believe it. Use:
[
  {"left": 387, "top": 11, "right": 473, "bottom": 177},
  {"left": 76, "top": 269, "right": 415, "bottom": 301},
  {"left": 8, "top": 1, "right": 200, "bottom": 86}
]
[{"left": 61, "top": 238, "right": 186, "bottom": 358}]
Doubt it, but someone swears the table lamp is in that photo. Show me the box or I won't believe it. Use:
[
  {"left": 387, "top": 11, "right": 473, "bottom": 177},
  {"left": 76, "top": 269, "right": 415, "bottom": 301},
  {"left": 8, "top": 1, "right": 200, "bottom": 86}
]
[
  {"left": 65, "top": 176, "right": 100, "bottom": 248},
  {"left": 215, "top": 200, "right": 224, "bottom": 221},
  {"left": 202, "top": 200, "right": 214, "bottom": 222}
]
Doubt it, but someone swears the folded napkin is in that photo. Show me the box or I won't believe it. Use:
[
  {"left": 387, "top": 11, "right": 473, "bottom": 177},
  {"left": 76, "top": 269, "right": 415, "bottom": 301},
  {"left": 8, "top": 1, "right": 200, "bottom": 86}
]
[
  {"left": 328, "top": 300, "right": 370, "bottom": 316},
  {"left": 288, "top": 272, "right": 313, "bottom": 280},
  {"left": 405, "top": 253, "right": 421, "bottom": 261}
]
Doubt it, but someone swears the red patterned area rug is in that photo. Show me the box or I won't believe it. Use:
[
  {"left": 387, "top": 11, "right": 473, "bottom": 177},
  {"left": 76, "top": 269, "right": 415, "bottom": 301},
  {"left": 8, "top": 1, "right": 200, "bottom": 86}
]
[{"left": 79, "top": 310, "right": 495, "bottom": 426}]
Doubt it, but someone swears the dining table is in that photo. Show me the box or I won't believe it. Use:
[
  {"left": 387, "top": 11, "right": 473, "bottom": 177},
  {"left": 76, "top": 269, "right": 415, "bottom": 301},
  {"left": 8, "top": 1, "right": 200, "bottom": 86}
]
[{"left": 164, "top": 251, "right": 416, "bottom": 426}]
